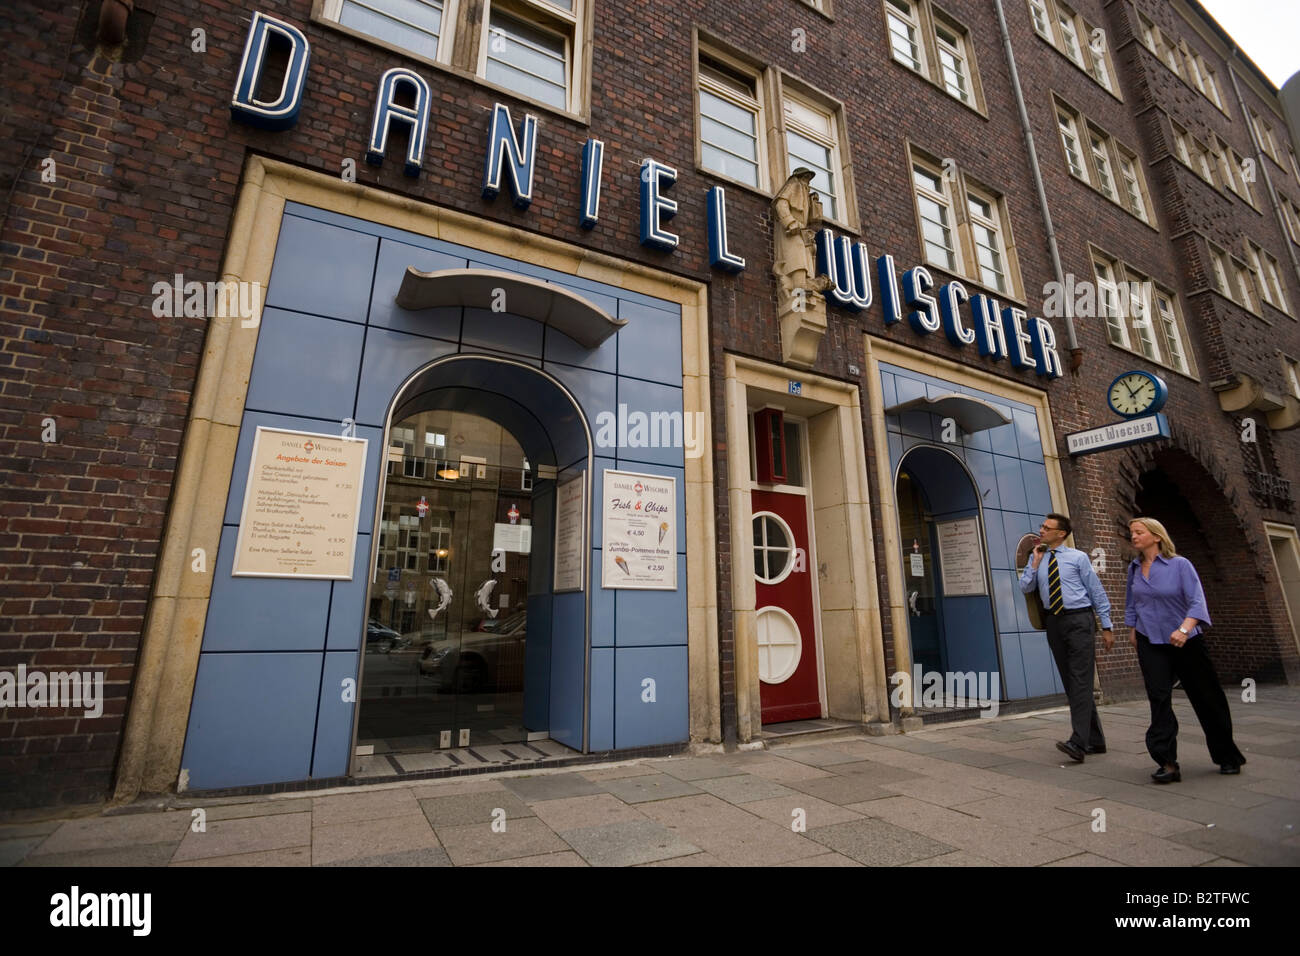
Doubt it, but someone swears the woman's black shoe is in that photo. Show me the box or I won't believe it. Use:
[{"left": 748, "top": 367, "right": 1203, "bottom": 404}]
[
  {"left": 1219, "top": 764, "right": 1241, "bottom": 775},
  {"left": 1153, "top": 766, "right": 1181, "bottom": 784}
]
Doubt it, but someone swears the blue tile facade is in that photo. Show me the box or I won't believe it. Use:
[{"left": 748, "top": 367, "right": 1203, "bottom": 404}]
[
  {"left": 881, "top": 362, "right": 1060, "bottom": 699},
  {"left": 181, "top": 205, "right": 691, "bottom": 789}
]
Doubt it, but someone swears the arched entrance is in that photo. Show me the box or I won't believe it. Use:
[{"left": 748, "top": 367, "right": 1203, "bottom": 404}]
[
  {"left": 1130, "top": 448, "right": 1285, "bottom": 683},
  {"left": 895, "top": 446, "right": 1001, "bottom": 685},
  {"left": 353, "top": 355, "right": 592, "bottom": 764}
]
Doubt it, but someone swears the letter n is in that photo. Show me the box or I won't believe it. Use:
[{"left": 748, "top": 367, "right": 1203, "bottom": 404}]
[
  {"left": 230, "top": 11, "right": 311, "bottom": 130},
  {"left": 482, "top": 103, "right": 538, "bottom": 209},
  {"left": 366, "top": 68, "right": 432, "bottom": 176}
]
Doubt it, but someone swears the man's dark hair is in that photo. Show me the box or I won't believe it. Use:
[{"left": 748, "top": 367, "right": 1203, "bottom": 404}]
[{"left": 1047, "top": 512, "right": 1072, "bottom": 536}]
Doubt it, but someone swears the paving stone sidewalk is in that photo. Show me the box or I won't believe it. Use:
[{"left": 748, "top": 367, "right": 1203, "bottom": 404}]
[{"left": 4, "top": 688, "right": 1297, "bottom": 867}]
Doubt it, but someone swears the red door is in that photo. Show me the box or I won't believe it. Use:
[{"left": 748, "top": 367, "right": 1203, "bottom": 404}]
[{"left": 752, "top": 489, "right": 821, "bottom": 723}]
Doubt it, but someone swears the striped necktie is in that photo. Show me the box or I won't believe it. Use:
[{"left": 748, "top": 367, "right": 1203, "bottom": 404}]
[{"left": 1047, "top": 549, "right": 1064, "bottom": 614}]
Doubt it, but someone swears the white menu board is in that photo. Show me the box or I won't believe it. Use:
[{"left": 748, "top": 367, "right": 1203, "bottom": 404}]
[
  {"left": 935, "top": 517, "right": 987, "bottom": 596},
  {"left": 232, "top": 427, "right": 368, "bottom": 579},
  {"left": 553, "top": 473, "right": 586, "bottom": 592},
  {"left": 601, "top": 470, "right": 676, "bottom": 590}
]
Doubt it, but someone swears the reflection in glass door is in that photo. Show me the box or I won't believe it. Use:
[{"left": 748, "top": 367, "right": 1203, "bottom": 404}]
[
  {"left": 357, "top": 411, "right": 533, "bottom": 754},
  {"left": 897, "top": 468, "right": 946, "bottom": 676}
]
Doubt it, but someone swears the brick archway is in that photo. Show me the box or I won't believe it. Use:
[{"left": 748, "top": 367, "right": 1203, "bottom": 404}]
[{"left": 1117, "top": 438, "right": 1288, "bottom": 684}]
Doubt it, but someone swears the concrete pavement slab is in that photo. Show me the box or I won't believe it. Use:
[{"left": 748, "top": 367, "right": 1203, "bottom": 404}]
[
  {"left": 529, "top": 793, "right": 649, "bottom": 831},
  {"left": 650, "top": 755, "right": 751, "bottom": 781},
  {"left": 1055, "top": 798, "right": 1205, "bottom": 838},
  {"left": 418, "top": 791, "right": 534, "bottom": 828},
  {"left": 171, "top": 811, "right": 312, "bottom": 862},
  {"left": 501, "top": 774, "right": 608, "bottom": 803},
  {"left": 599, "top": 773, "right": 703, "bottom": 804},
  {"left": 787, "top": 774, "right": 896, "bottom": 806},
  {"left": 690, "top": 774, "right": 800, "bottom": 804},
  {"left": 904, "top": 850, "right": 1001, "bottom": 866},
  {"left": 312, "top": 788, "right": 423, "bottom": 826},
  {"left": 879, "top": 777, "right": 1001, "bottom": 808},
  {"left": 311, "top": 813, "right": 442, "bottom": 866},
  {"left": 806, "top": 819, "right": 954, "bottom": 866},
  {"left": 559, "top": 819, "right": 700, "bottom": 866},
  {"left": 171, "top": 846, "right": 313, "bottom": 866},
  {"left": 29, "top": 811, "right": 192, "bottom": 857},
  {"left": 1045, "top": 821, "right": 1220, "bottom": 866},
  {"left": 725, "top": 754, "right": 836, "bottom": 782},
  {"left": 21, "top": 843, "right": 181, "bottom": 867},
  {"left": 0, "top": 837, "right": 45, "bottom": 867},
  {"left": 434, "top": 818, "right": 571, "bottom": 865},
  {"left": 740, "top": 793, "right": 865, "bottom": 829},
  {"left": 471, "top": 851, "right": 588, "bottom": 866},
  {"left": 953, "top": 795, "right": 1092, "bottom": 833},
  {"left": 1043, "top": 852, "right": 1127, "bottom": 866},
  {"left": 193, "top": 799, "right": 315, "bottom": 822}
]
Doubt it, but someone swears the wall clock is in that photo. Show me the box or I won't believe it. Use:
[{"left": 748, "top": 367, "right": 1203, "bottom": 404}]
[{"left": 1107, "top": 370, "right": 1168, "bottom": 418}]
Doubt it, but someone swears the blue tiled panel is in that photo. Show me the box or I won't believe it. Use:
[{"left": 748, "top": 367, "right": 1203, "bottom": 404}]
[
  {"left": 1011, "top": 409, "right": 1044, "bottom": 462},
  {"left": 991, "top": 571, "right": 1020, "bottom": 644},
  {"left": 590, "top": 564, "right": 614, "bottom": 647},
  {"left": 523, "top": 593, "right": 552, "bottom": 732},
  {"left": 879, "top": 371, "right": 898, "bottom": 409},
  {"left": 939, "top": 595, "right": 998, "bottom": 675},
  {"left": 613, "top": 378, "right": 686, "bottom": 468},
  {"left": 181, "top": 652, "right": 321, "bottom": 790},
  {"left": 549, "top": 590, "right": 586, "bottom": 750},
  {"left": 543, "top": 362, "right": 616, "bottom": 432},
  {"left": 461, "top": 307, "right": 544, "bottom": 358},
  {"left": 1021, "top": 631, "right": 1059, "bottom": 697},
  {"left": 615, "top": 555, "right": 688, "bottom": 646},
  {"left": 993, "top": 454, "right": 1027, "bottom": 512},
  {"left": 550, "top": 278, "right": 620, "bottom": 320},
  {"left": 983, "top": 508, "right": 1008, "bottom": 570},
  {"left": 616, "top": 300, "right": 682, "bottom": 386},
  {"left": 998, "top": 635, "right": 1027, "bottom": 699},
  {"left": 614, "top": 645, "right": 688, "bottom": 749},
  {"left": 545, "top": 323, "right": 617, "bottom": 374},
  {"left": 326, "top": 535, "right": 373, "bottom": 651},
  {"left": 1022, "top": 461, "right": 1052, "bottom": 517},
  {"left": 590, "top": 457, "right": 616, "bottom": 547},
  {"left": 887, "top": 431, "right": 903, "bottom": 463},
  {"left": 1002, "top": 512, "right": 1035, "bottom": 566},
  {"left": 245, "top": 309, "right": 365, "bottom": 422},
  {"left": 353, "top": 327, "right": 458, "bottom": 427},
  {"left": 965, "top": 448, "right": 999, "bottom": 509},
  {"left": 265, "top": 215, "right": 377, "bottom": 323},
  {"left": 589, "top": 647, "right": 614, "bottom": 751},
  {"left": 529, "top": 484, "right": 555, "bottom": 593},
  {"left": 224, "top": 412, "right": 382, "bottom": 532},
  {"left": 466, "top": 254, "right": 554, "bottom": 282},
  {"left": 204, "top": 526, "right": 331, "bottom": 652},
  {"left": 367, "top": 239, "right": 465, "bottom": 340},
  {"left": 312, "top": 651, "right": 359, "bottom": 778}
]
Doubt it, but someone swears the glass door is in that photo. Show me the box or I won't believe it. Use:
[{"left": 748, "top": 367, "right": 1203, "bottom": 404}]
[{"left": 358, "top": 415, "right": 533, "bottom": 754}]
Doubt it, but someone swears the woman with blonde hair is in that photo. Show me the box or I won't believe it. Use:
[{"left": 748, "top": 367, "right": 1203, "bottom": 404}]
[{"left": 1125, "top": 517, "right": 1245, "bottom": 783}]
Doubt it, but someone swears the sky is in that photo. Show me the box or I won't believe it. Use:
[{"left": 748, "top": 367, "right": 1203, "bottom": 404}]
[{"left": 1196, "top": 0, "right": 1300, "bottom": 88}]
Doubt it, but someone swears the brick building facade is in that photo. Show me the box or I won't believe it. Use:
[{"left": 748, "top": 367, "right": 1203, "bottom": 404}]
[{"left": 1, "top": 0, "right": 1298, "bottom": 812}]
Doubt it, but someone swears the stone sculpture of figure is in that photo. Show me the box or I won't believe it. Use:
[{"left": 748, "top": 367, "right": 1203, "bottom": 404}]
[{"left": 771, "top": 167, "right": 832, "bottom": 303}]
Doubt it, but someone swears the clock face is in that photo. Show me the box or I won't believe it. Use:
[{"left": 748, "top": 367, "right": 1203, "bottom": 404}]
[{"left": 1109, "top": 373, "right": 1159, "bottom": 416}]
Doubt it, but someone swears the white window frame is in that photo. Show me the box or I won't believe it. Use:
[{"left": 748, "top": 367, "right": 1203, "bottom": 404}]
[
  {"left": 1248, "top": 241, "right": 1291, "bottom": 314},
  {"left": 478, "top": 0, "right": 578, "bottom": 113},
  {"left": 1058, "top": 108, "right": 1086, "bottom": 180},
  {"left": 696, "top": 50, "right": 768, "bottom": 192},
  {"left": 1055, "top": 3, "right": 1083, "bottom": 65},
  {"left": 1094, "top": 249, "right": 1196, "bottom": 376},
  {"left": 1028, "top": 0, "right": 1051, "bottom": 38},
  {"left": 1118, "top": 151, "right": 1148, "bottom": 223},
  {"left": 966, "top": 185, "right": 1009, "bottom": 295},
  {"left": 322, "top": 0, "right": 457, "bottom": 63},
  {"left": 1089, "top": 128, "right": 1115, "bottom": 200},
  {"left": 935, "top": 23, "right": 972, "bottom": 105},
  {"left": 1154, "top": 290, "right": 1191, "bottom": 375},
  {"left": 1094, "top": 257, "right": 1129, "bottom": 349},
  {"left": 782, "top": 91, "right": 844, "bottom": 224},
  {"left": 911, "top": 156, "right": 961, "bottom": 275},
  {"left": 886, "top": 0, "right": 984, "bottom": 110},
  {"left": 886, "top": 0, "right": 925, "bottom": 73}
]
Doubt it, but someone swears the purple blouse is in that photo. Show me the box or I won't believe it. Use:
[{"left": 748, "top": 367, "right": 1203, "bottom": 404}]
[{"left": 1123, "top": 554, "right": 1212, "bottom": 645}]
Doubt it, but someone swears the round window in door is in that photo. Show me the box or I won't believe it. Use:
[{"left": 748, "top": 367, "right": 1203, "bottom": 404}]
[
  {"left": 753, "top": 512, "right": 796, "bottom": 584},
  {"left": 756, "top": 605, "right": 802, "bottom": 683}
]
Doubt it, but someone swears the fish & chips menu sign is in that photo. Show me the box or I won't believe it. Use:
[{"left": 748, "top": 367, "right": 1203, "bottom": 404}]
[
  {"left": 232, "top": 427, "right": 368, "bottom": 579},
  {"left": 601, "top": 470, "right": 676, "bottom": 589}
]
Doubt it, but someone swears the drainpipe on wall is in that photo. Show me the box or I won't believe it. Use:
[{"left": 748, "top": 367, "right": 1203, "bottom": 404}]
[
  {"left": 1226, "top": 47, "right": 1300, "bottom": 294},
  {"left": 991, "top": 0, "right": 1083, "bottom": 371},
  {"left": 97, "top": 0, "right": 134, "bottom": 47}
]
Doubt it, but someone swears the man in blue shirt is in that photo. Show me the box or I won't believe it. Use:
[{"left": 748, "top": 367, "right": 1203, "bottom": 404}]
[{"left": 1019, "top": 513, "right": 1115, "bottom": 762}]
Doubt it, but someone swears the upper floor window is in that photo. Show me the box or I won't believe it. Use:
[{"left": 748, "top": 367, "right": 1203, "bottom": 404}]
[
  {"left": 1282, "top": 196, "right": 1300, "bottom": 246},
  {"left": 1031, "top": 0, "right": 1114, "bottom": 93},
  {"left": 886, "top": 0, "right": 984, "bottom": 109},
  {"left": 784, "top": 94, "right": 843, "bottom": 222},
  {"left": 697, "top": 53, "right": 766, "bottom": 190},
  {"left": 1250, "top": 108, "right": 1287, "bottom": 169},
  {"left": 322, "top": 0, "right": 590, "bottom": 114},
  {"left": 909, "top": 148, "right": 1021, "bottom": 297},
  {"left": 1209, "top": 241, "right": 1259, "bottom": 314},
  {"left": 1246, "top": 241, "right": 1291, "bottom": 315},
  {"left": 1093, "top": 251, "right": 1194, "bottom": 376},
  {"left": 1136, "top": 11, "right": 1228, "bottom": 113},
  {"left": 1056, "top": 99, "right": 1153, "bottom": 223},
  {"left": 693, "top": 39, "right": 858, "bottom": 227}
]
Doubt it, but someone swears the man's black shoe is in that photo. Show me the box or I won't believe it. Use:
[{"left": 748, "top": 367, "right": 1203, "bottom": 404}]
[
  {"left": 1219, "top": 764, "right": 1241, "bottom": 775},
  {"left": 1085, "top": 745, "right": 1106, "bottom": 754},
  {"left": 1056, "top": 740, "right": 1085, "bottom": 762},
  {"left": 1153, "top": 766, "right": 1181, "bottom": 784}
]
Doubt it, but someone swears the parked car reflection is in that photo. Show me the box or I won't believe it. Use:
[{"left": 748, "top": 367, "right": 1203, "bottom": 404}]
[
  {"left": 366, "top": 619, "right": 410, "bottom": 654},
  {"left": 417, "top": 610, "right": 526, "bottom": 693}
]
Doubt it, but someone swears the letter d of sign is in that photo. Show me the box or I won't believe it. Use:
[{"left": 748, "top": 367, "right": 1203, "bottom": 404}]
[
  {"left": 367, "top": 68, "right": 432, "bottom": 177},
  {"left": 707, "top": 186, "right": 745, "bottom": 272},
  {"left": 482, "top": 103, "right": 538, "bottom": 209},
  {"left": 230, "top": 12, "right": 311, "bottom": 131}
]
